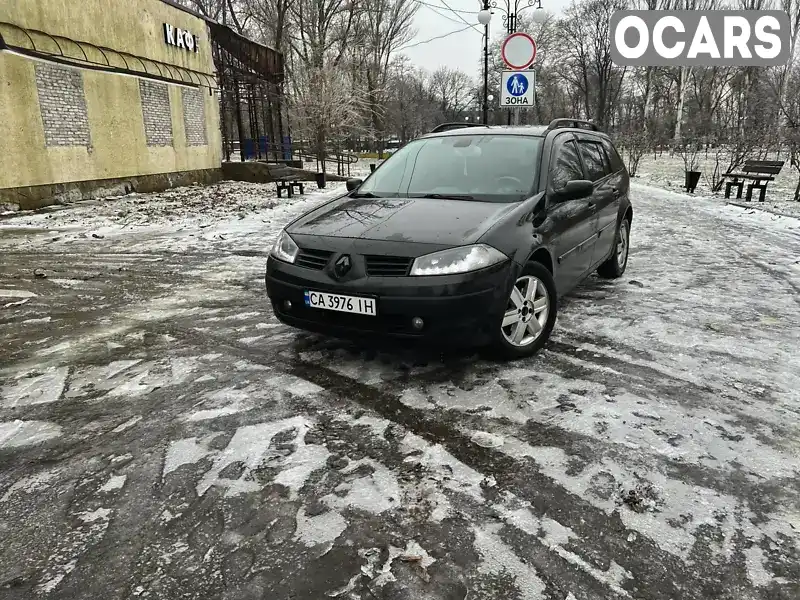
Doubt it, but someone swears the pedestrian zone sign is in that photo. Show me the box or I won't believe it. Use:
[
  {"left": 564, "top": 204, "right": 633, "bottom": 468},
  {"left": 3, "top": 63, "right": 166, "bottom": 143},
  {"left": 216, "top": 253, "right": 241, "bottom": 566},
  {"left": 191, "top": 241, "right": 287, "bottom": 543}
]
[{"left": 501, "top": 70, "right": 535, "bottom": 108}]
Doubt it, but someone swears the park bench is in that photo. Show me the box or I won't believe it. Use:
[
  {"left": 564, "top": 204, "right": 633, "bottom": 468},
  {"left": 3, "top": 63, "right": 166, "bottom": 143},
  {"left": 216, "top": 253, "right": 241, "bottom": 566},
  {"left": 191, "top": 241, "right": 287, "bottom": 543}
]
[
  {"left": 723, "top": 159, "right": 785, "bottom": 202},
  {"left": 275, "top": 178, "right": 304, "bottom": 198}
]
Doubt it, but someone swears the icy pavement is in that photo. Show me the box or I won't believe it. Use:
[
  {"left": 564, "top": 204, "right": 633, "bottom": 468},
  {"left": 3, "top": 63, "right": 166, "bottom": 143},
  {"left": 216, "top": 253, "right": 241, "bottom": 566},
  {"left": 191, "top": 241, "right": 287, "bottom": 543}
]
[{"left": 0, "top": 179, "right": 799, "bottom": 599}]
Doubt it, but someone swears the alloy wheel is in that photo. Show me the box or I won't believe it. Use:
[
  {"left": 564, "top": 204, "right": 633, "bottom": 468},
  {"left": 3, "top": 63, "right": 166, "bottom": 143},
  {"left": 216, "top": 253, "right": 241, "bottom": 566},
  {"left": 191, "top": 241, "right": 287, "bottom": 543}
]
[
  {"left": 501, "top": 275, "right": 550, "bottom": 347},
  {"left": 617, "top": 221, "right": 629, "bottom": 267}
]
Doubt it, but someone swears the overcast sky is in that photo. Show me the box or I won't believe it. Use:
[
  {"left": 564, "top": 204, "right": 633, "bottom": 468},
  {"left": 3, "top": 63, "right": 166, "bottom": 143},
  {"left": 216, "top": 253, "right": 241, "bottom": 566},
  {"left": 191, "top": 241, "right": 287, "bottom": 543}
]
[{"left": 401, "top": 0, "right": 571, "bottom": 75}]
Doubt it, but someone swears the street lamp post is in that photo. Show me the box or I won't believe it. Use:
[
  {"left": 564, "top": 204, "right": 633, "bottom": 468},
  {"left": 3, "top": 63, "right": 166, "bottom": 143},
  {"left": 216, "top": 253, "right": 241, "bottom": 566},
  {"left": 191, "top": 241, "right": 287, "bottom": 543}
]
[
  {"left": 477, "top": 6, "right": 491, "bottom": 125},
  {"left": 491, "top": 0, "right": 545, "bottom": 34}
]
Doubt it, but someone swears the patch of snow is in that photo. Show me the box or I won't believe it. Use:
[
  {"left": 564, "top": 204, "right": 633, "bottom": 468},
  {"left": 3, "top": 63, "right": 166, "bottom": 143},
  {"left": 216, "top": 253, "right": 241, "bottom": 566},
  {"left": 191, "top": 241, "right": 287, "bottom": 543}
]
[
  {"left": 1, "top": 366, "right": 69, "bottom": 407},
  {"left": 0, "top": 420, "right": 62, "bottom": 448},
  {"left": 271, "top": 374, "right": 325, "bottom": 397},
  {"left": 163, "top": 437, "right": 213, "bottom": 480},
  {"left": 0, "top": 289, "right": 37, "bottom": 298},
  {"left": 273, "top": 444, "right": 330, "bottom": 499},
  {"left": 79, "top": 507, "right": 112, "bottom": 523},
  {"left": 399, "top": 387, "right": 434, "bottom": 409},
  {"left": 294, "top": 506, "right": 347, "bottom": 547},
  {"left": 0, "top": 468, "right": 60, "bottom": 503},
  {"left": 352, "top": 414, "right": 391, "bottom": 437},
  {"left": 99, "top": 475, "right": 127, "bottom": 492},
  {"left": 23, "top": 316, "right": 52, "bottom": 324},
  {"left": 473, "top": 522, "right": 546, "bottom": 600},
  {"left": 111, "top": 415, "right": 142, "bottom": 433},
  {"left": 744, "top": 545, "right": 772, "bottom": 587},
  {"left": 184, "top": 386, "right": 252, "bottom": 421},
  {"left": 405, "top": 443, "right": 485, "bottom": 503},
  {"left": 324, "top": 458, "right": 401, "bottom": 514},
  {"left": 196, "top": 416, "right": 311, "bottom": 497},
  {"left": 110, "top": 453, "right": 133, "bottom": 464},
  {"left": 471, "top": 430, "right": 505, "bottom": 449}
]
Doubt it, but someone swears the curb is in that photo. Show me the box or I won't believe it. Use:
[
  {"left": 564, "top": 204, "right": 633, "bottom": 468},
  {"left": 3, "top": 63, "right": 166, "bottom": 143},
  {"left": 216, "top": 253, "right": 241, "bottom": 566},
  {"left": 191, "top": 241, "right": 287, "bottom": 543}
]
[{"left": 725, "top": 201, "right": 800, "bottom": 221}]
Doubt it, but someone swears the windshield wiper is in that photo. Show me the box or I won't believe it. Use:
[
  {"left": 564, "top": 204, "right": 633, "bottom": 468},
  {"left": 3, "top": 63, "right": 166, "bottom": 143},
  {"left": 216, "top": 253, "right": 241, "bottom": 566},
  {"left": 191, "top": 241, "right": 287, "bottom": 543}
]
[
  {"left": 350, "top": 191, "right": 380, "bottom": 198},
  {"left": 417, "top": 193, "right": 475, "bottom": 200}
]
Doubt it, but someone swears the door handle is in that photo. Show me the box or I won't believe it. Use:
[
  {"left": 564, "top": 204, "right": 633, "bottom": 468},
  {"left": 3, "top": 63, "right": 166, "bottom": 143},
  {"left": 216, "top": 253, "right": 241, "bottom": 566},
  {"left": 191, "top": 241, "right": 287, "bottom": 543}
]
[{"left": 612, "top": 188, "right": 621, "bottom": 198}]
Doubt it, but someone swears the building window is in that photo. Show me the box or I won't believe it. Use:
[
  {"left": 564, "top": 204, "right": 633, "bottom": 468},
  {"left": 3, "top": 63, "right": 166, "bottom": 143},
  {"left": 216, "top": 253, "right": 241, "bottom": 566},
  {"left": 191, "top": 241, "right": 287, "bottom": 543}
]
[
  {"left": 181, "top": 88, "right": 207, "bottom": 146},
  {"left": 139, "top": 80, "right": 173, "bottom": 147},
  {"left": 34, "top": 63, "right": 91, "bottom": 148}
]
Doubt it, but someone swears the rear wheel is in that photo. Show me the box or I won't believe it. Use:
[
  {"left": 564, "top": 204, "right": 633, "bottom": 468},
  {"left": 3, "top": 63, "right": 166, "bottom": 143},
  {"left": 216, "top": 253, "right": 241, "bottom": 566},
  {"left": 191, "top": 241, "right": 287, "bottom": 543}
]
[
  {"left": 597, "top": 218, "right": 630, "bottom": 278},
  {"left": 492, "top": 262, "right": 557, "bottom": 359}
]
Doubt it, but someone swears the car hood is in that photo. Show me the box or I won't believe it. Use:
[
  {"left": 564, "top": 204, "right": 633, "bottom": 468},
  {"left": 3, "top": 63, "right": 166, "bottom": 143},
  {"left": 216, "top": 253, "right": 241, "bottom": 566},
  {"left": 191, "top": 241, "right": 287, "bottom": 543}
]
[{"left": 287, "top": 196, "right": 517, "bottom": 245}]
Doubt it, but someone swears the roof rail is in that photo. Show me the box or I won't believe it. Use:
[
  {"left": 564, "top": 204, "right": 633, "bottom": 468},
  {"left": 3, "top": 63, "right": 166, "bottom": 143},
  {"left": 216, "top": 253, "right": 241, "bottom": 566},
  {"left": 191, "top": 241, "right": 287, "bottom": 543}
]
[
  {"left": 430, "top": 122, "right": 487, "bottom": 133},
  {"left": 545, "top": 118, "right": 600, "bottom": 132}
]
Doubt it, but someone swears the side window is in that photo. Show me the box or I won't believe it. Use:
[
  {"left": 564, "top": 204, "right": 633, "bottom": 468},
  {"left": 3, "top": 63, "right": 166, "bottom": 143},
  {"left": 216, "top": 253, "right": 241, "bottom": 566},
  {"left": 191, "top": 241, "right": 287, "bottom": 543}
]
[
  {"left": 578, "top": 141, "right": 609, "bottom": 182},
  {"left": 602, "top": 138, "right": 625, "bottom": 173},
  {"left": 598, "top": 144, "right": 613, "bottom": 174},
  {"left": 548, "top": 136, "right": 584, "bottom": 195}
]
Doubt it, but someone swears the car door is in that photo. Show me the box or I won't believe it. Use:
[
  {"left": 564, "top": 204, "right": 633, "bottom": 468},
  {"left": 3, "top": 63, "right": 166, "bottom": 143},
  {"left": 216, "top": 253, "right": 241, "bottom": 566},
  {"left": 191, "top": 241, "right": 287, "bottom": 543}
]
[
  {"left": 575, "top": 134, "right": 618, "bottom": 269},
  {"left": 545, "top": 133, "right": 598, "bottom": 293},
  {"left": 597, "top": 137, "right": 628, "bottom": 263}
]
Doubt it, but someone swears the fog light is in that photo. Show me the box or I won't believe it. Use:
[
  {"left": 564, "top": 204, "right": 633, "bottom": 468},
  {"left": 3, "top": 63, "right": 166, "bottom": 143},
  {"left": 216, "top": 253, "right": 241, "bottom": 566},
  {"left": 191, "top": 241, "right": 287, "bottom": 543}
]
[
  {"left": 411, "top": 317, "right": 424, "bottom": 330},
  {"left": 283, "top": 300, "right": 292, "bottom": 311}
]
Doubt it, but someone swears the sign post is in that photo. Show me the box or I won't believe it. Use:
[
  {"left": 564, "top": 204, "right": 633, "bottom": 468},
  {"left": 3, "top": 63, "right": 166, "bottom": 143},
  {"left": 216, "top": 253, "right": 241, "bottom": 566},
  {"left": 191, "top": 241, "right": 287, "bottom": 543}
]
[{"left": 500, "top": 32, "right": 537, "bottom": 120}]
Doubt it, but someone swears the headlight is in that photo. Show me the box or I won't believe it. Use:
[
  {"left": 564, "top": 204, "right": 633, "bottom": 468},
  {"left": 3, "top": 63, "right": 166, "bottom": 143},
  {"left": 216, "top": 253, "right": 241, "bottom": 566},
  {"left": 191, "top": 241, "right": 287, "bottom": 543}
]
[
  {"left": 270, "top": 230, "right": 299, "bottom": 264},
  {"left": 410, "top": 244, "right": 507, "bottom": 276}
]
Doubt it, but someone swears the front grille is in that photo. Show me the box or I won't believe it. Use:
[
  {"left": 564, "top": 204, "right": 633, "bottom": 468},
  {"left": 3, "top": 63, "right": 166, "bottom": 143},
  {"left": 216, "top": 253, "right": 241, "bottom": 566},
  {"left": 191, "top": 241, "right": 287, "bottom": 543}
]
[
  {"left": 296, "top": 248, "right": 333, "bottom": 270},
  {"left": 365, "top": 255, "right": 413, "bottom": 277}
]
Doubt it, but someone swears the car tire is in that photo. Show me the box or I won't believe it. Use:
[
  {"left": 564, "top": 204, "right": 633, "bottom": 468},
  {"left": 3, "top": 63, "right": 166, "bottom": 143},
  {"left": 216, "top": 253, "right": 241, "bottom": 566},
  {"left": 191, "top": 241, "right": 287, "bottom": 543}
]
[
  {"left": 597, "top": 218, "right": 630, "bottom": 279},
  {"left": 491, "top": 262, "right": 558, "bottom": 360}
]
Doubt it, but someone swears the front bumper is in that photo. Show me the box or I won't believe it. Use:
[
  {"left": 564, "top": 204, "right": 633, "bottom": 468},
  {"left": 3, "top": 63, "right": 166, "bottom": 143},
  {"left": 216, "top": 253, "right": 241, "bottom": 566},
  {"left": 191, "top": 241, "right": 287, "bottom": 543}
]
[{"left": 265, "top": 257, "right": 515, "bottom": 346}]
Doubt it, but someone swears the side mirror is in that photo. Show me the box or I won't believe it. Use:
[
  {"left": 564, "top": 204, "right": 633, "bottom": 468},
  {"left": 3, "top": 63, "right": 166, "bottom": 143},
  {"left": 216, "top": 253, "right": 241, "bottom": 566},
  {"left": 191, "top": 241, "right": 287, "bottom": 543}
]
[
  {"left": 552, "top": 179, "right": 593, "bottom": 202},
  {"left": 346, "top": 178, "right": 363, "bottom": 192}
]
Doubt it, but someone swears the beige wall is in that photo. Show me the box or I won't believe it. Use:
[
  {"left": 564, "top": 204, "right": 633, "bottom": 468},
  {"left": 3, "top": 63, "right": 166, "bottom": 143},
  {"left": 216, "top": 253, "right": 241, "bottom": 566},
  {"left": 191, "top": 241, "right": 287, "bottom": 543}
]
[{"left": 0, "top": 0, "right": 221, "bottom": 190}]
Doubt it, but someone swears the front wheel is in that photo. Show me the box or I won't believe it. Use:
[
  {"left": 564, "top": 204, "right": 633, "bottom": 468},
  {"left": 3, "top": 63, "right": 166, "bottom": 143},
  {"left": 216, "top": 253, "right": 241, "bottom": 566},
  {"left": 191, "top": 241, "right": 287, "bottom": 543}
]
[
  {"left": 597, "top": 218, "right": 630, "bottom": 279},
  {"left": 491, "top": 262, "right": 558, "bottom": 360}
]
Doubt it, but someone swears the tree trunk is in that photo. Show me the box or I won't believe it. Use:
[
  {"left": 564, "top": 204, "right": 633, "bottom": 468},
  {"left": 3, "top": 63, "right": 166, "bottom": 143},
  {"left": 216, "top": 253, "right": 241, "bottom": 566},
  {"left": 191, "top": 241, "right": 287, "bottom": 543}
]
[
  {"left": 643, "top": 66, "right": 654, "bottom": 131},
  {"left": 674, "top": 66, "right": 690, "bottom": 141}
]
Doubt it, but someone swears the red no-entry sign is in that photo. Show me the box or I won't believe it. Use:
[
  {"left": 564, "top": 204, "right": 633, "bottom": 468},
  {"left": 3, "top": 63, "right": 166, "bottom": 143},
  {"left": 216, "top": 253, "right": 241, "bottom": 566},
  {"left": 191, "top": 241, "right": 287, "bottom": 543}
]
[{"left": 501, "top": 32, "right": 537, "bottom": 70}]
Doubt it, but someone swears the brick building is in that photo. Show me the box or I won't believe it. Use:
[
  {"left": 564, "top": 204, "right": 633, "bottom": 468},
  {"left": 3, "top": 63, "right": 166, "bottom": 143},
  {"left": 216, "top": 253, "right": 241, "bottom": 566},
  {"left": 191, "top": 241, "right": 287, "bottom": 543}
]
[{"left": 0, "top": 0, "right": 282, "bottom": 211}]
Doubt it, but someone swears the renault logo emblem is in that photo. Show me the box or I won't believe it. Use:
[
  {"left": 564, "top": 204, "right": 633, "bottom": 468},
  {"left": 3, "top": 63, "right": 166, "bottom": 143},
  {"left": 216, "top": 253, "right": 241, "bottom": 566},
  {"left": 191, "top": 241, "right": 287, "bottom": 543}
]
[{"left": 334, "top": 254, "right": 352, "bottom": 278}]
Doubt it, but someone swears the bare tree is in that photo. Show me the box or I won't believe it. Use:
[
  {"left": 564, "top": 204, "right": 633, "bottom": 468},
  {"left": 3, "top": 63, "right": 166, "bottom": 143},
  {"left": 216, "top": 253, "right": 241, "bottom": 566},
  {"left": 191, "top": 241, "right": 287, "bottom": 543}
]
[
  {"left": 429, "top": 67, "right": 475, "bottom": 122},
  {"left": 557, "top": 0, "right": 627, "bottom": 129},
  {"left": 359, "top": 0, "right": 418, "bottom": 156},
  {"left": 290, "top": 65, "right": 369, "bottom": 171}
]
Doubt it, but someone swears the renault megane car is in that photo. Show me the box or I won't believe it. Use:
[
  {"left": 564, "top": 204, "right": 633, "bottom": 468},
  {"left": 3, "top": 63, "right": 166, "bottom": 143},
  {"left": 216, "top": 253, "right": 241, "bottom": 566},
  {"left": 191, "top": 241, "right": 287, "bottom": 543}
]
[{"left": 265, "top": 119, "right": 632, "bottom": 358}]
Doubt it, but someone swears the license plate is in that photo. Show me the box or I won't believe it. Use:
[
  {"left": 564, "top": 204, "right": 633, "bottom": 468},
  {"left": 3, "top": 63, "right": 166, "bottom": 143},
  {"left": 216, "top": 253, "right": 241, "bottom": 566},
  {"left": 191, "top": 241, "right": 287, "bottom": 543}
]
[{"left": 304, "top": 290, "right": 377, "bottom": 316}]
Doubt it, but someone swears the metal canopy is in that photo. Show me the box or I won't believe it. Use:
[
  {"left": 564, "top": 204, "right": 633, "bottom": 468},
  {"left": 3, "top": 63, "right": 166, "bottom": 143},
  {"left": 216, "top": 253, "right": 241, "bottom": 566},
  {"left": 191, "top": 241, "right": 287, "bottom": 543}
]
[
  {"left": 207, "top": 21, "right": 283, "bottom": 85},
  {"left": 0, "top": 21, "right": 217, "bottom": 88}
]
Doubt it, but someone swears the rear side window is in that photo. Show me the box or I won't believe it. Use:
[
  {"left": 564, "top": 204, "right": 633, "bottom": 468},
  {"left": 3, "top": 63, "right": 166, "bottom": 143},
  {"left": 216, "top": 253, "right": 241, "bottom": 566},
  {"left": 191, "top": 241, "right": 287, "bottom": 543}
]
[
  {"left": 578, "top": 141, "right": 609, "bottom": 182},
  {"left": 602, "top": 138, "right": 625, "bottom": 173},
  {"left": 548, "top": 136, "right": 584, "bottom": 193}
]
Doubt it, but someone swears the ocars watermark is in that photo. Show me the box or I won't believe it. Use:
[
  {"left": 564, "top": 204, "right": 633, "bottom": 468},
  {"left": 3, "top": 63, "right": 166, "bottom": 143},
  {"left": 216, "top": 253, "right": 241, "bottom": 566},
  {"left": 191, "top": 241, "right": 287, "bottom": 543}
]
[{"left": 610, "top": 10, "right": 790, "bottom": 66}]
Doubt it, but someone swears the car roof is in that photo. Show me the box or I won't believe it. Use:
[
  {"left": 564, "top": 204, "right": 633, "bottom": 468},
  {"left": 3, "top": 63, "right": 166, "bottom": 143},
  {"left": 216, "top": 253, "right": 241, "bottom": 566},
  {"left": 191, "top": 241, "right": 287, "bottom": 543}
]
[{"left": 420, "top": 123, "right": 611, "bottom": 140}]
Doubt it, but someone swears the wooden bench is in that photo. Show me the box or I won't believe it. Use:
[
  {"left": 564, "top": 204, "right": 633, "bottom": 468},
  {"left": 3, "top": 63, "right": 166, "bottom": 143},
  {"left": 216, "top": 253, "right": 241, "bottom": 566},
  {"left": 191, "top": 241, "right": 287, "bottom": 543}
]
[
  {"left": 723, "top": 159, "right": 785, "bottom": 202},
  {"left": 275, "top": 178, "right": 304, "bottom": 198}
]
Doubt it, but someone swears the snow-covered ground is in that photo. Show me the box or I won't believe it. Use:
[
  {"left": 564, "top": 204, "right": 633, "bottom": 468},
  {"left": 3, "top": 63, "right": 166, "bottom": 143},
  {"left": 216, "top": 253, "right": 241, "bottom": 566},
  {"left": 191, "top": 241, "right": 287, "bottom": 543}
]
[
  {"left": 634, "top": 151, "right": 800, "bottom": 219},
  {"left": 0, "top": 176, "right": 798, "bottom": 599}
]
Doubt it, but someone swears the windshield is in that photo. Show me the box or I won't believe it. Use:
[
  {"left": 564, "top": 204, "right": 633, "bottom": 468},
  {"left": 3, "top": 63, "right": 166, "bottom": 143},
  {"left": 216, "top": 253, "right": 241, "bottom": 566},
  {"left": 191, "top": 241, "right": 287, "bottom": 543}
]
[{"left": 356, "top": 134, "right": 542, "bottom": 202}]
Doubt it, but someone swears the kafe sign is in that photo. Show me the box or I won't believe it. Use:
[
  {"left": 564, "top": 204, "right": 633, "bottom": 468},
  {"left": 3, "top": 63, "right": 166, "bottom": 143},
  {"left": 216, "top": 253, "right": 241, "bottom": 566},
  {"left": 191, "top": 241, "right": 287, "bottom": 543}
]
[{"left": 163, "top": 23, "right": 199, "bottom": 53}]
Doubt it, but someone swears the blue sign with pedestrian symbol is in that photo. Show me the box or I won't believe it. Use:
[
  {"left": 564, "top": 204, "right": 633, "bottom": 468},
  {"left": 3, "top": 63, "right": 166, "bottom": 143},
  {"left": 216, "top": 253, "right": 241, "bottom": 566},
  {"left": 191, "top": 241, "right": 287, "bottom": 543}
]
[{"left": 506, "top": 73, "right": 528, "bottom": 96}]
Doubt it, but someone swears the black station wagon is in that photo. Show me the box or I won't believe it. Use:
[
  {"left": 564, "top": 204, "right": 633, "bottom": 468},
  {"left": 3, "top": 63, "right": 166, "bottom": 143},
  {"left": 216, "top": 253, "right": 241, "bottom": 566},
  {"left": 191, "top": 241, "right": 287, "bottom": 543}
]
[{"left": 266, "top": 118, "right": 632, "bottom": 359}]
